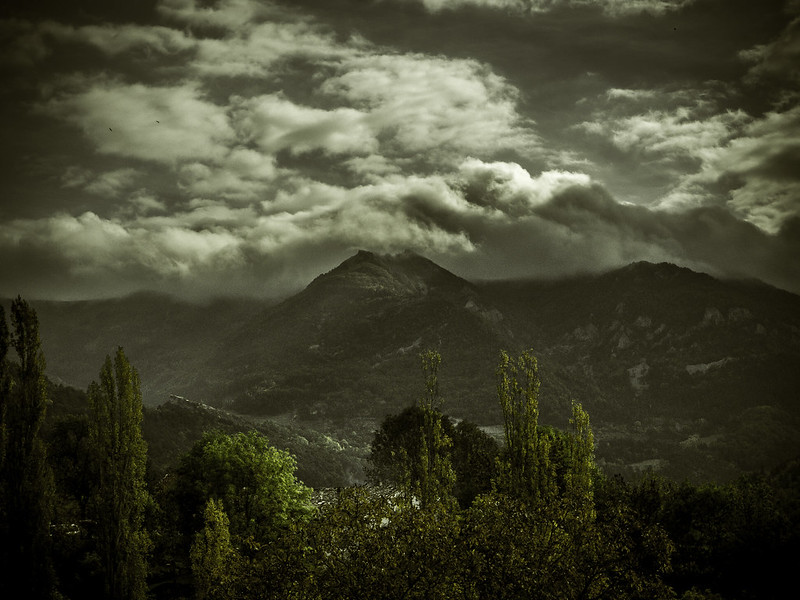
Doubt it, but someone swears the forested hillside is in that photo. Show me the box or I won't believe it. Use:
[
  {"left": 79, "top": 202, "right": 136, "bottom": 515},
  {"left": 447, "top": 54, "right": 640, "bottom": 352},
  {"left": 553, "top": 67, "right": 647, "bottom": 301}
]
[
  {"left": 22, "top": 251, "right": 800, "bottom": 483},
  {"left": 1, "top": 298, "right": 799, "bottom": 599}
]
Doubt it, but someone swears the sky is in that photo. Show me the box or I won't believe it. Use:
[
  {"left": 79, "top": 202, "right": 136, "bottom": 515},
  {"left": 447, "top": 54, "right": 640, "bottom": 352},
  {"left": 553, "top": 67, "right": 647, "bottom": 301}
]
[{"left": 0, "top": 0, "right": 798, "bottom": 300}]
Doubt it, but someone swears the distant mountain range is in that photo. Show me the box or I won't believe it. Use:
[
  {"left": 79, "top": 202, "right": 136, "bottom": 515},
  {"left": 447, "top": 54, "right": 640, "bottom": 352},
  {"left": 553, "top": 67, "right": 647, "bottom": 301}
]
[{"left": 16, "top": 250, "right": 800, "bottom": 483}]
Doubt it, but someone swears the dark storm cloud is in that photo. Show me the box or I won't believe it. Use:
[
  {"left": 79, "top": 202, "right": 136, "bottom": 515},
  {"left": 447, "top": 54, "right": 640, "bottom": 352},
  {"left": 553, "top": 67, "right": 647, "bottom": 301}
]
[
  {"left": 0, "top": 0, "right": 798, "bottom": 300},
  {"left": 441, "top": 172, "right": 800, "bottom": 293}
]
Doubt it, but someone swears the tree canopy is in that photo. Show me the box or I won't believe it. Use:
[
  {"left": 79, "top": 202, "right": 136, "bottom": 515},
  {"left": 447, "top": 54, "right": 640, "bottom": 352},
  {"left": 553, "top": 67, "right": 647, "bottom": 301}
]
[
  {"left": 173, "top": 430, "right": 314, "bottom": 547},
  {"left": 87, "top": 347, "right": 150, "bottom": 600}
]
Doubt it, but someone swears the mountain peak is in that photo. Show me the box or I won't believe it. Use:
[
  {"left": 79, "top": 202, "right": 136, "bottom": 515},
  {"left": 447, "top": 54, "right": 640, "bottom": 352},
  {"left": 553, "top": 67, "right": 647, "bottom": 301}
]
[{"left": 308, "top": 250, "right": 469, "bottom": 297}]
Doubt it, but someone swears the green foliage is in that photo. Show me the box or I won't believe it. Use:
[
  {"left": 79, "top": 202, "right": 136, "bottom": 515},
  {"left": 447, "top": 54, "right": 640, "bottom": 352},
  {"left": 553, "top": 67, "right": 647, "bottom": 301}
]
[
  {"left": 637, "top": 473, "right": 799, "bottom": 599},
  {"left": 6, "top": 323, "right": 795, "bottom": 600},
  {"left": 173, "top": 430, "right": 314, "bottom": 548},
  {"left": 47, "top": 414, "right": 93, "bottom": 521},
  {"left": 412, "top": 350, "right": 456, "bottom": 507},
  {"left": 307, "top": 487, "right": 464, "bottom": 600},
  {"left": 369, "top": 406, "right": 499, "bottom": 507},
  {"left": 0, "top": 298, "right": 55, "bottom": 600},
  {"left": 450, "top": 419, "right": 499, "bottom": 507},
  {"left": 367, "top": 350, "right": 456, "bottom": 507},
  {"left": 190, "top": 499, "right": 241, "bottom": 600},
  {"left": 419, "top": 349, "right": 443, "bottom": 412},
  {"left": 566, "top": 399, "right": 596, "bottom": 517},
  {"left": 494, "top": 349, "right": 558, "bottom": 504},
  {"left": 87, "top": 347, "right": 150, "bottom": 600}
]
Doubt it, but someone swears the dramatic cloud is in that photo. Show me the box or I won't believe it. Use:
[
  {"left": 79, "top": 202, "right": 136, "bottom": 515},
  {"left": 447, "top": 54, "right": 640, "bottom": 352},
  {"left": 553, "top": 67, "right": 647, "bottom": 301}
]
[
  {"left": 62, "top": 167, "right": 142, "bottom": 199},
  {"left": 321, "top": 53, "right": 537, "bottom": 166},
  {"left": 177, "top": 149, "right": 278, "bottom": 202},
  {"left": 38, "top": 81, "right": 235, "bottom": 164},
  {"left": 578, "top": 88, "right": 750, "bottom": 164},
  {"left": 389, "top": 0, "right": 696, "bottom": 17},
  {"left": 1, "top": 0, "right": 797, "bottom": 299},
  {"left": 231, "top": 94, "right": 377, "bottom": 157},
  {"left": 739, "top": 15, "right": 800, "bottom": 93},
  {"left": 685, "top": 105, "right": 800, "bottom": 232}
]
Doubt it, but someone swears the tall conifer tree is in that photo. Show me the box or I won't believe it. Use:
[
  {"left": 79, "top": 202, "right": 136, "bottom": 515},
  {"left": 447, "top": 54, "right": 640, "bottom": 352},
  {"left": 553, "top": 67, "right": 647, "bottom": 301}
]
[
  {"left": 0, "top": 305, "right": 8, "bottom": 471},
  {"left": 87, "top": 347, "right": 150, "bottom": 600},
  {"left": 0, "top": 298, "right": 55, "bottom": 599}
]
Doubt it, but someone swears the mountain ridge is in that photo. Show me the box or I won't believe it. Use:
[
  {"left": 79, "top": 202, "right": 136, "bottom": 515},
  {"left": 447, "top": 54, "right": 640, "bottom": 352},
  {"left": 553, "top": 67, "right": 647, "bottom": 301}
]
[{"left": 10, "top": 251, "right": 800, "bottom": 482}]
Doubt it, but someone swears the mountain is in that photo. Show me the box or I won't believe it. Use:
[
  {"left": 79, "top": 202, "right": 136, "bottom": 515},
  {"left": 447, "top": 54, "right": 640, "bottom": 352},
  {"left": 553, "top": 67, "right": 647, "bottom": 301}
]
[
  {"left": 484, "top": 261, "right": 800, "bottom": 422},
  {"left": 185, "top": 250, "right": 514, "bottom": 421},
  {"left": 43, "top": 383, "right": 367, "bottom": 489},
  {"left": 482, "top": 262, "right": 800, "bottom": 480},
  {"left": 28, "top": 292, "right": 265, "bottom": 403},
  {"left": 14, "top": 251, "right": 800, "bottom": 483}
]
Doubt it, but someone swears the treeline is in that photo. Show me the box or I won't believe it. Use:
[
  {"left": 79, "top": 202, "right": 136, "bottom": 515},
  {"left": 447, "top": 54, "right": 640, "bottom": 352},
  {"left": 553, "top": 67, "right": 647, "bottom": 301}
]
[{"left": 1, "top": 298, "right": 799, "bottom": 599}]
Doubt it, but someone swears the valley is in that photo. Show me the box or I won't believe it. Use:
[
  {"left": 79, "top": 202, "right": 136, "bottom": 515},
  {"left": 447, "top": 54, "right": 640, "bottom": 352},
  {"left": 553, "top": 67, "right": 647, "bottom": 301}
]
[{"left": 23, "top": 250, "right": 800, "bottom": 485}]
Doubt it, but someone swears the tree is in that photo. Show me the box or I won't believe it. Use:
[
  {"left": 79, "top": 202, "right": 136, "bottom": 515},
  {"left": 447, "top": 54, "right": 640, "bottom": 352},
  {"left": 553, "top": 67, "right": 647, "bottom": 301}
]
[
  {"left": 190, "top": 499, "right": 241, "bottom": 600},
  {"left": 367, "top": 350, "right": 455, "bottom": 507},
  {"left": 410, "top": 350, "right": 456, "bottom": 507},
  {"left": 0, "top": 298, "right": 55, "bottom": 600},
  {"left": 0, "top": 305, "right": 8, "bottom": 468},
  {"left": 308, "top": 486, "right": 464, "bottom": 600},
  {"left": 87, "top": 347, "right": 150, "bottom": 600},
  {"left": 494, "top": 349, "right": 556, "bottom": 505},
  {"left": 450, "top": 419, "right": 499, "bottom": 507},
  {"left": 173, "top": 430, "right": 314, "bottom": 548},
  {"left": 171, "top": 431, "right": 314, "bottom": 599},
  {"left": 565, "top": 399, "right": 596, "bottom": 522},
  {"left": 472, "top": 350, "right": 669, "bottom": 599}
]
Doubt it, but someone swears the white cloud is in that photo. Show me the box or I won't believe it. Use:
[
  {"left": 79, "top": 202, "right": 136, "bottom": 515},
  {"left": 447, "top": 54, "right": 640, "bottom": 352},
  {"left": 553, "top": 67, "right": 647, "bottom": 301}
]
[
  {"left": 322, "top": 52, "right": 538, "bottom": 164},
  {"left": 178, "top": 149, "right": 278, "bottom": 202},
  {"left": 589, "top": 0, "right": 695, "bottom": 16},
  {"left": 582, "top": 106, "right": 749, "bottom": 159},
  {"left": 230, "top": 94, "right": 377, "bottom": 156},
  {"left": 190, "top": 20, "right": 351, "bottom": 78},
  {"left": 156, "top": 0, "right": 271, "bottom": 30},
  {"left": 81, "top": 168, "right": 141, "bottom": 198},
  {"left": 344, "top": 155, "right": 404, "bottom": 181},
  {"left": 605, "top": 88, "right": 659, "bottom": 101},
  {"left": 739, "top": 16, "right": 800, "bottom": 90},
  {"left": 34, "top": 2, "right": 539, "bottom": 183},
  {"left": 686, "top": 105, "right": 800, "bottom": 232},
  {"left": 3, "top": 157, "right": 798, "bottom": 300},
  {"left": 130, "top": 192, "right": 168, "bottom": 215},
  {"left": 39, "top": 81, "right": 235, "bottom": 164},
  {"left": 457, "top": 158, "right": 592, "bottom": 215}
]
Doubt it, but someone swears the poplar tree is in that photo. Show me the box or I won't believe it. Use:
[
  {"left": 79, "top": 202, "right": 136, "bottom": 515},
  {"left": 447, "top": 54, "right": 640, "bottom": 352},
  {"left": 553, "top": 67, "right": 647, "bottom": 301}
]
[
  {"left": 412, "top": 350, "right": 455, "bottom": 507},
  {"left": 566, "top": 399, "right": 595, "bottom": 520},
  {"left": 87, "top": 347, "right": 150, "bottom": 600},
  {"left": 190, "top": 499, "right": 240, "bottom": 600},
  {"left": 0, "top": 298, "right": 55, "bottom": 599},
  {"left": 495, "top": 349, "right": 556, "bottom": 505},
  {"left": 0, "top": 305, "right": 8, "bottom": 470}
]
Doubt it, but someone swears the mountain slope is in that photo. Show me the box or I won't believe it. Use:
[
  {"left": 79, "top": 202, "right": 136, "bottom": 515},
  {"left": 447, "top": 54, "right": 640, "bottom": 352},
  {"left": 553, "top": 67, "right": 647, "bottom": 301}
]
[
  {"left": 481, "top": 263, "right": 800, "bottom": 481},
  {"left": 483, "top": 262, "right": 800, "bottom": 421},
  {"left": 26, "top": 293, "right": 265, "bottom": 403},
  {"left": 17, "top": 251, "right": 800, "bottom": 483},
  {"left": 188, "top": 250, "right": 515, "bottom": 420}
]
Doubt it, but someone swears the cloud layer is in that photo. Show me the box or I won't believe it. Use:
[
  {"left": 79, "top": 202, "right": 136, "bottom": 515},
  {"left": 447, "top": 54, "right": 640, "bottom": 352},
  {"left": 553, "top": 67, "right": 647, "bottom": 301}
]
[{"left": 0, "top": 0, "right": 798, "bottom": 299}]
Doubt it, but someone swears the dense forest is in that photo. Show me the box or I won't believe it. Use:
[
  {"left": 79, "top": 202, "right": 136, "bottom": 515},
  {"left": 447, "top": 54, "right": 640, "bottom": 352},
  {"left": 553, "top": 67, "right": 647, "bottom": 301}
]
[{"left": 1, "top": 297, "right": 798, "bottom": 600}]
